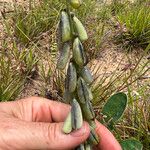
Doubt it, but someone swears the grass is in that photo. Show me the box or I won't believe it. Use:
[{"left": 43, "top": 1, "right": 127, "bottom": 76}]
[
  {"left": 0, "top": 39, "right": 39, "bottom": 101},
  {"left": 115, "top": 1, "right": 150, "bottom": 50},
  {"left": 0, "top": 42, "right": 25, "bottom": 101},
  {"left": 0, "top": 0, "right": 149, "bottom": 149},
  {"left": 91, "top": 48, "right": 149, "bottom": 105},
  {"left": 109, "top": 0, "right": 129, "bottom": 15},
  {"left": 0, "top": 57, "right": 24, "bottom": 101},
  {"left": 11, "top": 0, "right": 63, "bottom": 45}
]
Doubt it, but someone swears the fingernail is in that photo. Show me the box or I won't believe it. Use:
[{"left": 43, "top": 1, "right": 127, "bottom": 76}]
[{"left": 70, "top": 122, "right": 89, "bottom": 137}]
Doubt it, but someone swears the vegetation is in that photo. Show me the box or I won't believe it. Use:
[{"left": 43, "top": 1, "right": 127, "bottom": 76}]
[
  {"left": 11, "top": 0, "right": 62, "bottom": 44},
  {"left": 0, "top": 0, "right": 149, "bottom": 149},
  {"left": 116, "top": 1, "right": 150, "bottom": 50}
]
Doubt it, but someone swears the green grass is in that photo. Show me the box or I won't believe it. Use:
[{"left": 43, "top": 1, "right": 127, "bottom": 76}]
[
  {"left": 91, "top": 51, "right": 149, "bottom": 105},
  {"left": 12, "top": 0, "right": 63, "bottom": 45},
  {"left": 0, "top": 44, "right": 24, "bottom": 101},
  {"left": 0, "top": 57, "right": 24, "bottom": 101},
  {"left": 115, "top": 1, "right": 150, "bottom": 50},
  {"left": 109, "top": 0, "right": 129, "bottom": 15},
  {"left": 0, "top": 40, "right": 39, "bottom": 101}
]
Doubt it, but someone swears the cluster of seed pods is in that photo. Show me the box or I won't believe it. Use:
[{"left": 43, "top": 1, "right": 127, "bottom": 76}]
[{"left": 57, "top": 0, "right": 99, "bottom": 149}]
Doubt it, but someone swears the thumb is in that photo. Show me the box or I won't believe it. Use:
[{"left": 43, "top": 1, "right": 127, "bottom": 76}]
[{"left": 2, "top": 120, "right": 90, "bottom": 150}]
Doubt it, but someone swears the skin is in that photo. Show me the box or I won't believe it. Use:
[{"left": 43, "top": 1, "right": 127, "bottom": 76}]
[{"left": 0, "top": 97, "right": 122, "bottom": 150}]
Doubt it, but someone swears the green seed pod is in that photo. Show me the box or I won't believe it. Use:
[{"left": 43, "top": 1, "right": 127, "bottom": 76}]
[
  {"left": 65, "top": 62, "right": 77, "bottom": 93},
  {"left": 81, "top": 66, "right": 93, "bottom": 84},
  {"left": 87, "top": 127, "right": 99, "bottom": 145},
  {"left": 62, "top": 112, "right": 72, "bottom": 134},
  {"left": 84, "top": 142, "right": 91, "bottom": 150},
  {"left": 69, "top": 0, "right": 82, "bottom": 9},
  {"left": 77, "top": 77, "right": 93, "bottom": 104},
  {"left": 63, "top": 90, "right": 73, "bottom": 104},
  {"left": 60, "top": 11, "right": 71, "bottom": 42},
  {"left": 57, "top": 42, "right": 70, "bottom": 70},
  {"left": 73, "top": 16, "right": 88, "bottom": 41},
  {"left": 73, "top": 38, "right": 87, "bottom": 67},
  {"left": 71, "top": 99, "right": 83, "bottom": 130},
  {"left": 81, "top": 100, "right": 95, "bottom": 120},
  {"left": 75, "top": 144, "right": 85, "bottom": 150}
]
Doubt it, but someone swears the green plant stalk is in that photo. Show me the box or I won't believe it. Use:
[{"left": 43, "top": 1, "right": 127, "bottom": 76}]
[{"left": 57, "top": 0, "right": 99, "bottom": 149}]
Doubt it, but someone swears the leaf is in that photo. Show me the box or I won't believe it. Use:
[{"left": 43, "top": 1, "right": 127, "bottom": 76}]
[
  {"left": 120, "top": 139, "right": 143, "bottom": 150},
  {"left": 102, "top": 92, "right": 127, "bottom": 123}
]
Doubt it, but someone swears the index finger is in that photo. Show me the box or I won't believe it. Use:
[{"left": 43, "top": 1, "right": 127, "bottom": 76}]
[{"left": 0, "top": 97, "right": 71, "bottom": 123}]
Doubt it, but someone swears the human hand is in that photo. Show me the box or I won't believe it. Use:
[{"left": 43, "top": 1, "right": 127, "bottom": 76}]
[
  {"left": 94, "top": 120, "right": 122, "bottom": 150},
  {"left": 0, "top": 97, "right": 122, "bottom": 150}
]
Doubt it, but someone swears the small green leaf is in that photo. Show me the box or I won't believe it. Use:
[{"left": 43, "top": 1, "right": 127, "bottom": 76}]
[
  {"left": 102, "top": 92, "right": 127, "bottom": 123},
  {"left": 120, "top": 139, "right": 143, "bottom": 150}
]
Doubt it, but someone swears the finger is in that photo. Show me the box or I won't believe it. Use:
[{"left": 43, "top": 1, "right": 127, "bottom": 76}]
[
  {"left": 94, "top": 120, "right": 122, "bottom": 150},
  {"left": 1, "top": 119, "right": 90, "bottom": 150},
  {"left": 0, "top": 97, "right": 71, "bottom": 122}
]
